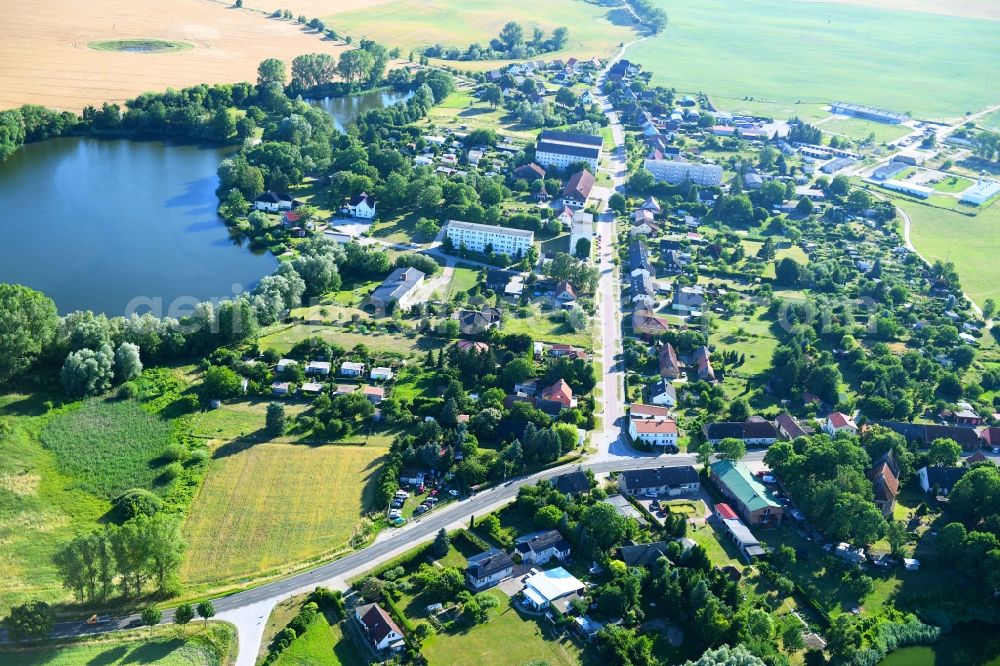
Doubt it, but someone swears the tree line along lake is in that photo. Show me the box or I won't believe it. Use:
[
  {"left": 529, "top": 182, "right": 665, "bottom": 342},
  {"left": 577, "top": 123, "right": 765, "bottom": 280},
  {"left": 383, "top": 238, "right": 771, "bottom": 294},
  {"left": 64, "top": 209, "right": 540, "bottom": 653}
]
[{"left": 0, "top": 89, "right": 409, "bottom": 315}]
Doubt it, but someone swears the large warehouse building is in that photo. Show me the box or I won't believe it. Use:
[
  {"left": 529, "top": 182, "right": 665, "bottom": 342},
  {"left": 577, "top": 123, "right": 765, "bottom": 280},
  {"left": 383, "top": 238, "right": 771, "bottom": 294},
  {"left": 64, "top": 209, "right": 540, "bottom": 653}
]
[{"left": 534, "top": 130, "right": 603, "bottom": 172}]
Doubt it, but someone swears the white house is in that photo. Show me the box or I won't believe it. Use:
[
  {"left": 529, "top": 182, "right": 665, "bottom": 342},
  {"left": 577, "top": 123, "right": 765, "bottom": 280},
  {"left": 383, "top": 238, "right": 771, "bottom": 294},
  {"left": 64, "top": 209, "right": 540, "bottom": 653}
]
[
  {"left": 649, "top": 378, "right": 677, "bottom": 407},
  {"left": 276, "top": 358, "right": 298, "bottom": 373},
  {"left": 628, "top": 417, "right": 679, "bottom": 449},
  {"left": 340, "top": 361, "right": 365, "bottom": 377},
  {"left": 305, "top": 360, "right": 331, "bottom": 375},
  {"left": 514, "top": 530, "right": 571, "bottom": 565},
  {"left": 370, "top": 367, "right": 394, "bottom": 381},
  {"left": 618, "top": 466, "right": 700, "bottom": 497},
  {"left": 343, "top": 192, "right": 376, "bottom": 219},
  {"left": 355, "top": 603, "right": 405, "bottom": 652},
  {"left": 253, "top": 190, "right": 296, "bottom": 212},
  {"left": 466, "top": 549, "right": 514, "bottom": 590},
  {"left": 534, "top": 130, "right": 603, "bottom": 171},
  {"left": 824, "top": 412, "right": 858, "bottom": 437}
]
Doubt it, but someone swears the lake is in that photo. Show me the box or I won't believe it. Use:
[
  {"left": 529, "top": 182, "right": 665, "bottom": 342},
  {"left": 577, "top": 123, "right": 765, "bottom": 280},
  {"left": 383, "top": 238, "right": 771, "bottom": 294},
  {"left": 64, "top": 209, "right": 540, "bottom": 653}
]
[
  {"left": 880, "top": 623, "right": 1000, "bottom": 666},
  {"left": 0, "top": 137, "right": 277, "bottom": 316},
  {"left": 308, "top": 89, "right": 412, "bottom": 131}
]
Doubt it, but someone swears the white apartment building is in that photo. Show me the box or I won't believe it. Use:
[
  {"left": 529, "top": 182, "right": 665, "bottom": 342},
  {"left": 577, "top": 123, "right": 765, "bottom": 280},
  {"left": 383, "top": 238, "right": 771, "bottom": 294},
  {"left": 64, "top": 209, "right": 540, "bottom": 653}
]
[
  {"left": 535, "top": 130, "right": 603, "bottom": 172},
  {"left": 643, "top": 158, "right": 723, "bottom": 186},
  {"left": 446, "top": 220, "right": 534, "bottom": 257}
]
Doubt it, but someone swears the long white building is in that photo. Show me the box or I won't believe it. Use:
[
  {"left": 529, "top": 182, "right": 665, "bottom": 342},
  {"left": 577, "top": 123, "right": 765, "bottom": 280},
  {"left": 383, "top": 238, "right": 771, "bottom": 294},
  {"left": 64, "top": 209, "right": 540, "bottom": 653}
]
[
  {"left": 643, "top": 158, "right": 724, "bottom": 186},
  {"left": 535, "top": 130, "right": 603, "bottom": 172},
  {"left": 445, "top": 220, "right": 534, "bottom": 257}
]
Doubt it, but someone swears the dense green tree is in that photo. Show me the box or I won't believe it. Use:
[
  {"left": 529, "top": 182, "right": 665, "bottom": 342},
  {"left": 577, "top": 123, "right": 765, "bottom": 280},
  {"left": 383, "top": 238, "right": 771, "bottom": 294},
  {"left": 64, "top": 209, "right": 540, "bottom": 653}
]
[
  {"left": 4, "top": 601, "right": 55, "bottom": 642},
  {"left": 0, "top": 284, "right": 59, "bottom": 384},
  {"left": 266, "top": 401, "right": 286, "bottom": 435},
  {"left": 256, "top": 58, "right": 287, "bottom": 87}
]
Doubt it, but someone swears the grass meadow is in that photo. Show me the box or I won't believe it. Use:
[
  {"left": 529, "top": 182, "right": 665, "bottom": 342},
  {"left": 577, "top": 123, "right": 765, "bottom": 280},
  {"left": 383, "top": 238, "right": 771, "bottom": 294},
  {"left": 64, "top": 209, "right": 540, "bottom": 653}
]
[
  {"left": 899, "top": 198, "right": 1000, "bottom": 307},
  {"left": 0, "top": 624, "right": 236, "bottom": 666},
  {"left": 819, "top": 116, "right": 914, "bottom": 144},
  {"left": 40, "top": 399, "right": 173, "bottom": 498},
  {"left": 180, "top": 440, "right": 384, "bottom": 590},
  {"left": 324, "top": 0, "right": 635, "bottom": 71},
  {"left": 627, "top": 0, "right": 1000, "bottom": 120},
  {"left": 274, "top": 613, "right": 364, "bottom": 666}
]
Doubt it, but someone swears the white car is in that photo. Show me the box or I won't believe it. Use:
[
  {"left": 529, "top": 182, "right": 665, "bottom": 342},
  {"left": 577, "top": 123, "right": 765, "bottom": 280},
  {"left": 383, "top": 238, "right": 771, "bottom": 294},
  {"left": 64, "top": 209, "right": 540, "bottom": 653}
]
[
  {"left": 448, "top": 489, "right": 459, "bottom": 497},
  {"left": 388, "top": 509, "right": 402, "bottom": 519}
]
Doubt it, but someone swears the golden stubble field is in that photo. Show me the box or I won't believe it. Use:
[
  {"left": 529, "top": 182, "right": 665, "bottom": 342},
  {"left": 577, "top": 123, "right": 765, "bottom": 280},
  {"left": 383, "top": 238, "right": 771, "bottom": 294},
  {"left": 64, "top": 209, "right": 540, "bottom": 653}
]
[{"left": 0, "top": 0, "right": 351, "bottom": 111}]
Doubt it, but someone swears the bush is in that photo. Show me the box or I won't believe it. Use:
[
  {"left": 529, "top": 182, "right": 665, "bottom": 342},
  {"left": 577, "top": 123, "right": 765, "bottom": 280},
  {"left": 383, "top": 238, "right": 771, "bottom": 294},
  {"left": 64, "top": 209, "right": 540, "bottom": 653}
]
[
  {"left": 113, "top": 488, "right": 164, "bottom": 520},
  {"left": 163, "top": 444, "right": 187, "bottom": 463},
  {"left": 161, "top": 461, "right": 183, "bottom": 482}
]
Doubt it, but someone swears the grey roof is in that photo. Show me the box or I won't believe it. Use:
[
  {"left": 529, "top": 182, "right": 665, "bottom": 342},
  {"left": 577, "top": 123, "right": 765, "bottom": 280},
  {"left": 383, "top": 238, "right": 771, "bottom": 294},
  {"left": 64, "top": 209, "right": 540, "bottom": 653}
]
[
  {"left": 447, "top": 220, "right": 534, "bottom": 239},
  {"left": 536, "top": 141, "right": 601, "bottom": 160},
  {"left": 538, "top": 130, "right": 604, "bottom": 146},
  {"left": 467, "top": 549, "right": 514, "bottom": 577},
  {"left": 620, "top": 466, "right": 699, "bottom": 490},
  {"left": 923, "top": 466, "right": 968, "bottom": 492},
  {"left": 552, "top": 470, "right": 591, "bottom": 495},
  {"left": 618, "top": 541, "right": 671, "bottom": 567},
  {"left": 705, "top": 421, "right": 778, "bottom": 440},
  {"left": 649, "top": 379, "right": 676, "bottom": 401},
  {"left": 370, "top": 267, "right": 424, "bottom": 303},
  {"left": 515, "top": 529, "right": 571, "bottom": 555},
  {"left": 876, "top": 422, "right": 981, "bottom": 450}
]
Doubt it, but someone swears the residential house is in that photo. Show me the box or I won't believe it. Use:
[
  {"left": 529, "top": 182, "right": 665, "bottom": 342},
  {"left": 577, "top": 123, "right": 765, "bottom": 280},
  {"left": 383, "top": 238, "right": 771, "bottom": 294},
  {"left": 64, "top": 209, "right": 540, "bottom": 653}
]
[
  {"left": 370, "top": 367, "right": 394, "bottom": 381},
  {"left": 981, "top": 427, "right": 1000, "bottom": 450},
  {"left": 642, "top": 196, "right": 662, "bottom": 214},
  {"left": 618, "top": 541, "right": 671, "bottom": 567},
  {"left": 366, "top": 267, "right": 426, "bottom": 312},
  {"left": 658, "top": 343, "right": 682, "bottom": 378},
  {"left": 486, "top": 269, "right": 517, "bottom": 293},
  {"left": 673, "top": 285, "right": 705, "bottom": 312},
  {"left": 355, "top": 603, "right": 405, "bottom": 653},
  {"left": 399, "top": 469, "right": 426, "bottom": 486},
  {"left": 363, "top": 386, "right": 385, "bottom": 405},
  {"left": 555, "top": 280, "right": 577, "bottom": 305},
  {"left": 693, "top": 346, "right": 715, "bottom": 382},
  {"left": 557, "top": 206, "right": 576, "bottom": 228},
  {"left": 515, "top": 530, "right": 572, "bottom": 565},
  {"left": 649, "top": 378, "right": 677, "bottom": 407},
  {"left": 876, "top": 421, "right": 981, "bottom": 452},
  {"left": 253, "top": 190, "right": 298, "bottom": 212},
  {"left": 824, "top": 412, "right": 858, "bottom": 437},
  {"left": 276, "top": 358, "right": 298, "bottom": 373},
  {"left": 540, "top": 379, "right": 576, "bottom": 410},
  {"left": 458, "top": 306, "right": 503, "bottom": 332},
  {"left": 917, "top": 466, "right": 968, "bottom": 495},
  {"left": 953, "top": 402, "right": 983, "bottom": 427},
  {"left": 703, "top": 420, "right": 778, "bottom": 447},
  {"left": 534, "top": 130, "right": 603, "bottom": 171},
  {"left": 300, "top": 382, "right": 323, "bottom": 395},
  {"left": 719, "top": 516, "right": 767, "bottom": 562},
  {"left": 549, "top": 343, "right": 587, "bottom": 360},
  {"left": 632, "top": 307, "right": 670, "bottom": 337},
  {"left": 774, "top": 412, "right": 808, "bottom": 440},
  {"left": 618, "top": 466, "right": 700, "bottom": 497},
  {"left": 342, "top": 192, "right": 376, "bottom": 219},
  {"left": 445, "top": 220, "right": 534, "bottom": 257},
  {"left": 709, "top": 459, "right": 783, "bottom": 526},
  {"left": 552, "top": 470, "right": 592, "bottom": 495},
  {"left": 570, "top": 213, "right": 593, "bottom": 258},
  {"left": 457, "top": 340, "right": 490, "bottom": 354},
  {"left": 271, "top": 381, "right": 290, "bottom": 396},
  {"left": 305, "top": 360, "right": 331, "bottom": 376},
  {"left": 630, "top": 272, "right": 655, "bottom": 308},
  {"left": 629, "top": 417, "right": 679, "bottom": 450},
  {"left": 466, "top": 549, "right": 514, "bottom": 590},
  {"left": 521, "top": 568, "right": 586, "bottom": 612},
  {"left": 512, "top": 162, "right": 546, "bottom": 182},
  {"left": 562, "top": 169, "right": 595, "bottom": 209},
  {"left": 340, "top": 361, "right": 365, "bottom": 377},
  {"left": 628, "top": 241, "right": 654, "bottom": 277}
]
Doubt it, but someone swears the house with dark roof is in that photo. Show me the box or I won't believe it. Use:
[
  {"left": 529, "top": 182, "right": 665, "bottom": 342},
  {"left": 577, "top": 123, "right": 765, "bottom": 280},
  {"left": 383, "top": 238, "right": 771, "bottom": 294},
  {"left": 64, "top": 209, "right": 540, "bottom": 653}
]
[
  {"left": 562, "top": 169, "right": 595, "bottom": 209},
  {"left": 876, "top": 422, "right": 982, "bottom": 452},
  {"left": 512, "top": 162, "right": 546, "bottom": 182},
  {"left": 515, "top": 530, "right": 572, "bottom": 565},
  {"left": 774, "top": 412, "right": 807, "bottom": 440},
  {"left": 917, "top": 466, "right": 968, "bottom": 495},
  {"left": 355, "top": 603, "right": 405, "bottom": 652},
  {"left": 710, "top": 460, "right": 783, "bottom": 526},
  {"left": 649, "top": 378, "right": 677, "bottom": 407},
  {"left": 253, "top": 190, "right": 300, "bottom": 212},
  {"left": 692, "top": 346, "right": 715, "bottom": 382},
  {"left": 618, "top": 466, "right": 700, "bottom": 497},
  {"left": 703, "top": 420, "right": 778, "bottom": 447},
  {"left": 458, "top": 306, "right": 503, "bottom": 333},
  {"left": 628, "top": 241, "right": 654, "bottom": 277},
  {"left": 342, "top": 191, "right": 376, "bottom": 219},
  {"left": 618, "top": 541, "right": 671, "bottom": 567},
  {"left": 552, "top": 470, "right": 592, "bottom": 495},
  {"left": 486, "top": 269, "right": 516, "bottom": 292},
  {"left": 466, "top": 549, "right": 514, "bottom": 590}
]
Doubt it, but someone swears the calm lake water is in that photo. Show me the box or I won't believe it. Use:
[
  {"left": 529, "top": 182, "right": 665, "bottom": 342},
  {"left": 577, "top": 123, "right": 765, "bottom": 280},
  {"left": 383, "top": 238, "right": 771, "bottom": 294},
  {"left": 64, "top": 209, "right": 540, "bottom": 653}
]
[
  {"left": 879, "top": 623, "right": 1000, "bottom": 666},
  {"left": 308, "top": 89, "right": 412, "bottom": 131},
  {"left": 0, "top": 137, "right": 277, "bottom": 315}
]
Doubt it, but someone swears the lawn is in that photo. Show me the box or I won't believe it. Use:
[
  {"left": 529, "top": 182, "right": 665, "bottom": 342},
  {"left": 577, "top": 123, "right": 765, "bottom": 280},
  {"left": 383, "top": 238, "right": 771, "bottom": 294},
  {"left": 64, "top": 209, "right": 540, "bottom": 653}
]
[
  {"left": 421, "top": 590, "right": 581, "bottom": 666},
  {"left": 274, "top": 613, "right": 364, "bottom": 666},
  {"left": 0, "top": 624, "right": 237, "bottom": 666},
  {"left": 627, "top": 0, "right": 1000, "bottom": 120},
  {"left": 818, "top": 116, "right": 913, "bottom": 145},
  {"left": 325, "top": 0, "right": 636, "bottom": 71},
  {"left": 448, "top": 265, "right": 483, "bottom": 298},
  {"left": 711, "top": 310, "right": 780, "bottom": 379},
  {"left": 424, "top": 90, "right": 540, "bottom": 143},
  {"left": 711, "top": 98, "right": 829, "bottom": 123},
  {"left": 503, "top": 307, "right": 592, "bottom": 348},
  {"left": 900, "top": 198, "right": 1000, "bottom": 307},
  {"left": 40, "top": 398, "right": 173, "bottom": 498},
  {"left": 930, "top": 175, "right": 975, "bottom": 193},
  {"left": 180, "top": 440, "right": 384, "bottom": 591},
  {"left": 259, "top": 323, "right": 444, "bottom": 357}
]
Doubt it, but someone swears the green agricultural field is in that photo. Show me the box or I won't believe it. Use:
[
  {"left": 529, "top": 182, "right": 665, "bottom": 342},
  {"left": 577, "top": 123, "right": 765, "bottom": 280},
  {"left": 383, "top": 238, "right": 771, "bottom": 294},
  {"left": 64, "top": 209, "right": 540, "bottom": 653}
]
[
  {"left": 628, "top": 0, "right": 1000, "bottom": 120},
  {"left": 325, "top": 0, "right": 635, "bottom": 71},
  {"left": 900, "top": 199, "right": 1000, "bottom": 307},
  {"left": 0, "top": 624, "right": 236, "bottom": 666},
  {"left": 818, "top": 116, "right": 913, "bottom": 144},
  {"left": 40, "top": 398, "right": 173, "bottom": 498},
  {"left": 982, "top": 108, "right": 1000, "bottom": 130},
  {"left": 181, "top": 440, "right": 384, "bottom": 591},
  {"left": 421, "top": 590, "right": 581, "bottom": 666}
]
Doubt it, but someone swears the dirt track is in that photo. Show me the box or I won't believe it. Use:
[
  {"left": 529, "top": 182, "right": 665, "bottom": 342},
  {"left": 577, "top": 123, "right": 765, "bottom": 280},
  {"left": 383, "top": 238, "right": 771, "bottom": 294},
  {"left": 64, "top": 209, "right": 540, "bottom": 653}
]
[{"left": 0, "top": 0, "right": 350, "bottom": 111}]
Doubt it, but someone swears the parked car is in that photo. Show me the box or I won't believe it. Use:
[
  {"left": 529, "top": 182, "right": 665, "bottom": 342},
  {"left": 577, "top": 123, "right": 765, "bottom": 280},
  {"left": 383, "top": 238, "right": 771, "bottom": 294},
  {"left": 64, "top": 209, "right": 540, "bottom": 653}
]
[
  {"left": 448, "top": 489, "right": 460, "bottom": 497},
  {"left": 414, "top": 505, "right": 429, "bottom": 515},
  {"left": 425, "top": 497, "right": 439, "bottom": 504}
]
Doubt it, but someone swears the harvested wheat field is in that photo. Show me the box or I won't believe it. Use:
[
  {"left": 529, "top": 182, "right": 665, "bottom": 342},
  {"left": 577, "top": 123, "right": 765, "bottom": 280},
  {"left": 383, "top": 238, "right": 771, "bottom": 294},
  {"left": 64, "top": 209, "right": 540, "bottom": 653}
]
[{"left": 0, "top": 0, "right": 350, "bottom": 112}]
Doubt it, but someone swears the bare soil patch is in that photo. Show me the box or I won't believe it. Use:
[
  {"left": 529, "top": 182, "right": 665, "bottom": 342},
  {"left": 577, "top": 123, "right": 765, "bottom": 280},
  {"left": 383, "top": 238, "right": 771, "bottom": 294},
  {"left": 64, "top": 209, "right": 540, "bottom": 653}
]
[
  {"left": 796, "top": 0, "right": 1000, "bottom": 21},
  {"left": 0, "top": 0, "right": 350, "bottom": 111}
]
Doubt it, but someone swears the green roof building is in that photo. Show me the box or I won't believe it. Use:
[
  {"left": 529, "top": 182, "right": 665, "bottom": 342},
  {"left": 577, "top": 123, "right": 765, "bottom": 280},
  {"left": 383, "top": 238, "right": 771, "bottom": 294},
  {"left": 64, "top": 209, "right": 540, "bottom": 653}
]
[{"left": 709, "top": 460, "right": 783, "bottom": 526}]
